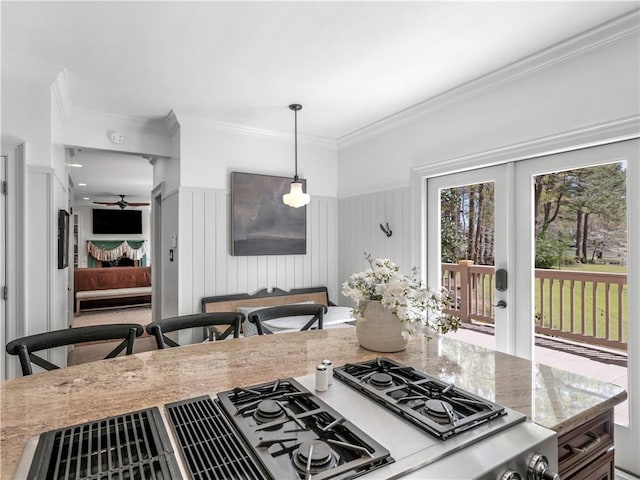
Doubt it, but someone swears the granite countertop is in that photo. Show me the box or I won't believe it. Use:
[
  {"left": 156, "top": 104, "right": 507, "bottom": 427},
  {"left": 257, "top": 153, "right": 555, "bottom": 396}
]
[{"left": 0, "top": 327, "right": 627, "bottom": 478}]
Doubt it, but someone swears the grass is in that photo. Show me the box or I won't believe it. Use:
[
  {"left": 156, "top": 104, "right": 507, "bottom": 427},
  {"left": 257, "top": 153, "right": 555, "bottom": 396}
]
[
  {"left": 553, "top": 263, "right": 627, "bottom": 274},
  {"left": 535, "top": 263, "right": 627, "bottom": 344}
]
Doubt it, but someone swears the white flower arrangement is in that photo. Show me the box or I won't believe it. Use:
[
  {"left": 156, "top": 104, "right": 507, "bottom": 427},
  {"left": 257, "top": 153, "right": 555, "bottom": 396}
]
[{"left": 342, "top": 253, "right": 459, "bottom": 340}]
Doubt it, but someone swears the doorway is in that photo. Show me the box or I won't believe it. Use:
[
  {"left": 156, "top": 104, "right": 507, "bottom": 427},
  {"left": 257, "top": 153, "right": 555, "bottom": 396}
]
[
  {"left": 424, "top": 139, "right": 639, "bottom": 474},
  {"left": 67, "top": 149, "right": 155, "bottom": 328}
]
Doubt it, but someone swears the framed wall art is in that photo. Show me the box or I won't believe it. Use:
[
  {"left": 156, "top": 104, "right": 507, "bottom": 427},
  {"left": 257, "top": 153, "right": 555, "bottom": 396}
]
[
  {"left": 58, "top": 209, "right": 70, "bottom": 269},
  {"left": 231, "top": 172, "right": 307, "bottom": 256}
]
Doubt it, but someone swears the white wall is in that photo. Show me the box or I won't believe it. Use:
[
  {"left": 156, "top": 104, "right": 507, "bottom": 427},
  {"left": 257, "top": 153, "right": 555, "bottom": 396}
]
[
  {"left": 64, "top": 110, "right": 172, "bottom": 158},
  {"left": 1, "top": 71, "right": 68, "bottom": 373},
  {"left": 337, "top": 26, "right": 640, "bottom": 285},
  {"left": 178, "top": 115, "right": 338, "bottom": 196},
  {"left": 51, "top": 80, "right": 72, "bottom": 340},
  {"left": 338, "top": 187, "right": 411, "bottom": 304},
  {"left": 74, "top": 205, "right": 151, "bottom": 268},
  {"left": 338, "top": 33, "right": 640, "bottom": 198},
  {"left": 174, "top": 118, "right": 340, "bottom": 318},
  {"left": 1, "top": 76, "right": 52, "bottom": 168},
  {"left": 161, "top": 190, "right": 180, "bottom": 319}
]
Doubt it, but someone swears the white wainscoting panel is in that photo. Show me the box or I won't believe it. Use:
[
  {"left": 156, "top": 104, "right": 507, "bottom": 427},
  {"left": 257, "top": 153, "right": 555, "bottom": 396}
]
[
  {"left": 178, "top": 188, "right": 339, "bottom": 316},
  {"left": 338, "top": 187, "right": 412, "bottom": 305}
]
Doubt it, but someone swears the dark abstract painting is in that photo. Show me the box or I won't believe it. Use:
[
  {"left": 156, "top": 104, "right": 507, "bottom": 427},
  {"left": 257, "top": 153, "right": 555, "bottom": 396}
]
[{"left": 231, "top": 172, "right": 307, "bottom": 255}]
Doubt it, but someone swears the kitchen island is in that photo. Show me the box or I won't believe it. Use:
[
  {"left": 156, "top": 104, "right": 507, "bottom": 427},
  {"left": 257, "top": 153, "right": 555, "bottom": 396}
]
[{"left": 1, "top": 327, "right": 627, "bottom": 478}]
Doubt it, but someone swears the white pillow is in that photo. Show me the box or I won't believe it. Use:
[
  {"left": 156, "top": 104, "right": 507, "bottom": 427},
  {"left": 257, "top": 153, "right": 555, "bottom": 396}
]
[
  {"left": 323, "top": 306, "right": 354, "bottom": 325},
  {"left": 263, "top": 306, "right": 354, "bottom": 331},
  {"left": 237, "top": 301, "right": 314, "bottom": 336}
]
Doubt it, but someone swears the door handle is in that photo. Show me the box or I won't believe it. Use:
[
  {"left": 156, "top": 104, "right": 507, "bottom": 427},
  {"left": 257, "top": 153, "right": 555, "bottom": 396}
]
[{"left": 494, "top": 300, "right": 507, "bottom": 309}]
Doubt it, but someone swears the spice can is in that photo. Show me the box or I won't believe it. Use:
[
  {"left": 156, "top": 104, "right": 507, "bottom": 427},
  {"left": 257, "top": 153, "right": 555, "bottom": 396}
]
[
  {"left": 321, "top": 359, "right": 333, "bottom": 385},
  {"left": 315, "top": 364, "right": 329, "bottom": 392}
]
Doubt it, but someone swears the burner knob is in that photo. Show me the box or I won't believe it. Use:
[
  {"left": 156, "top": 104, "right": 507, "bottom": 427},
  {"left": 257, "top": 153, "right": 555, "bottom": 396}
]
[
  {"left": 528, "top": 454, "right": 560, "bottom": 480},
  {"left": 500, "top": 470, "right": 522, "bottom": 480}
]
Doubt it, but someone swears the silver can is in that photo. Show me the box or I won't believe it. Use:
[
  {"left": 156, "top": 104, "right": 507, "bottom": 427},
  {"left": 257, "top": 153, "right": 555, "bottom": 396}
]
[{"left": 315, "top": 363, "right": 329, "bottom": 392}]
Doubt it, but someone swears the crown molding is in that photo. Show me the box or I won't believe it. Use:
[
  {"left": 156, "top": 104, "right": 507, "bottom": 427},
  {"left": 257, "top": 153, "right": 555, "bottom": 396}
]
[
  {"left": 65, "top": 108, "right": 170, "bottom": 136},
  {"left": 412, "top": 115, "right": 640, "bottom": 179},
  {"left": 164, "top": 110, "right": 180, "bottom": 136},
  {"left": 1, "top": 54, "right": 63, "bottom": 84},
  {"left": 51, "top": 69, "right": 72, "bottom": 117},
  {"left": 175, "top": 111, "right": 336, "bottom": 148},
  {"left": 338, "top": 8, "right": 640, "bottom": 149}
]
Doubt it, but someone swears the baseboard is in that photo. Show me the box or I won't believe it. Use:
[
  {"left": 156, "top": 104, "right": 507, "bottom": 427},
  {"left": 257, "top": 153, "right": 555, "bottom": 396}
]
[{"left": 617, "top": 468, "right": 640, "bottom": 480}]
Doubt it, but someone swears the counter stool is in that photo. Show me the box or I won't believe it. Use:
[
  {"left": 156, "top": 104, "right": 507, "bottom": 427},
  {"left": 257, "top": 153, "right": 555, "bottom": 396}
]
[
  {"left": 146, "top": 312, "right": 243, "bottom": 349},
  {"left": 6, "top": 323, "right": 144, "bottom": 376},
  {"left": 248, "top": 304, "right": 327, "bottom": 335}
]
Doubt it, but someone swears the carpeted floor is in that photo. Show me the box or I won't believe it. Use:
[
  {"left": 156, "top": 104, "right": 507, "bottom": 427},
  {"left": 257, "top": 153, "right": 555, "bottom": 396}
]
[{"left": 68, "top": 306, "right": 156, "bottom": 366}]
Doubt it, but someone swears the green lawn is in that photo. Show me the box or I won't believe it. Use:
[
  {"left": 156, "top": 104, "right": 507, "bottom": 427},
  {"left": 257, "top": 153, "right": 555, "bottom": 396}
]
[
  {"left": 555, "top": 263, "right": 627, "bottom": 274},
  {"left": 535, "top": 265, "right": 628, "bottom": 344}
]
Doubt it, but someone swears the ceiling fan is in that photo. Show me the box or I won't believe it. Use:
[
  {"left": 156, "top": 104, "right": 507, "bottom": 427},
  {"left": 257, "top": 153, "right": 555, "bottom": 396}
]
[{"left": 93, "top": 195, "right": 150, "bottom": 210}]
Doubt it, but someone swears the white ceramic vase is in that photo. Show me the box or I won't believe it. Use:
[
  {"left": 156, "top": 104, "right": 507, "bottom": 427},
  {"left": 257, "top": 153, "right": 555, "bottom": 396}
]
[{"left": 356, "top": 300, "right": 409, "bottom": 353}]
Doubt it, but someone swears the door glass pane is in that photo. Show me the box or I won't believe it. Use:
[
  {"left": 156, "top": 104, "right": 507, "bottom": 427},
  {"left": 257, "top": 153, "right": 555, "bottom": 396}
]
[
  {"left": 440, "top": 182, "right": 496, "bottom": 350},
  {"left": 532, "top": 162, "right": 628, "bottom": 426}
]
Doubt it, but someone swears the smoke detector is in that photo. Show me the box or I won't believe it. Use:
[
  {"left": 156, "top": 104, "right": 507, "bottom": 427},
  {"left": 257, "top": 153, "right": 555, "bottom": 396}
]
[{"left": 109, "top": 131, "right": 124, "bottom": 144}]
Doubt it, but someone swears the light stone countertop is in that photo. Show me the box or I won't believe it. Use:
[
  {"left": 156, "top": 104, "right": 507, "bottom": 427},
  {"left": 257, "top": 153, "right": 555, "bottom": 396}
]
[{"left": 0, "top": 327, "right": 627, "bottom": 478}]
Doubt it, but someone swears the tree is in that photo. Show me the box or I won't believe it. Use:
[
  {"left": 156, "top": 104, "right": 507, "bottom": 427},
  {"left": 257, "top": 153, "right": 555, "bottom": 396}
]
[
  {"left": 534, "top": 163, "right": 626, "bottom": 265},
  {"left": 440, "top": 183, "right": 495, "bottom": 265}
]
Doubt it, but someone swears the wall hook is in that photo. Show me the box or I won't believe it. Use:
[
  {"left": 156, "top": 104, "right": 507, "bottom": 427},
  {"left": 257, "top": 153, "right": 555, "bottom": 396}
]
[{"left": 379, "top": 222, "right": 392, "bottom": 237}]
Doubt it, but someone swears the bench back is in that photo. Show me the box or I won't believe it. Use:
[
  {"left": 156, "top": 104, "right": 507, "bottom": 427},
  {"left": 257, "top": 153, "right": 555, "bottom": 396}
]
[{"left": 201, "top": 287, "right": 329, "bottom": 313}]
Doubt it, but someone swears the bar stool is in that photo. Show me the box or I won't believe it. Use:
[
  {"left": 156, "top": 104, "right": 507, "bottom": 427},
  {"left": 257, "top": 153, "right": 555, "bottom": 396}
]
[
  {"left": 146, "top": 312, "right": 243, "bottom": 349},
  {"left": 248, "top": 304, "right": 327, "bottom": 335},
  {"left": 6, "top": 323, "right": 144, "bottom": 376}
]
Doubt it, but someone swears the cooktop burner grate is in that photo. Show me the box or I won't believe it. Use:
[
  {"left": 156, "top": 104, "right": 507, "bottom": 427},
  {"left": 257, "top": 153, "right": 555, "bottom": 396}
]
[
  {"left": 216, "top": 378, "right": 394, "bottom": 480},
  {"left": 27, "top": 407, "right": 180, "bottom": 480},
  {"left": 165, "top": 395, "right": 268, "bottom": 480},
  {"left": 334, "top": 357, "right": 508, "bottom": 440}
]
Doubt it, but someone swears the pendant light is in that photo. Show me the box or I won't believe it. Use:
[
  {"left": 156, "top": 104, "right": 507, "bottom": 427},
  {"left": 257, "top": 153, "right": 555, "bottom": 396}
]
[{"left": 283, "top": 103, "right": 310, "bottom": 208}]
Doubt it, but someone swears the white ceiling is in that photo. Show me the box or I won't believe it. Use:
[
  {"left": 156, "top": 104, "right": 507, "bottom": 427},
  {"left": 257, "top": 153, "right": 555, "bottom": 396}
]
[
  {"left": 2, "top": 1, "right": 638, "bottom": 200},
  {"left": 69, "top": 150, "right": 153, "bottom": 206}
]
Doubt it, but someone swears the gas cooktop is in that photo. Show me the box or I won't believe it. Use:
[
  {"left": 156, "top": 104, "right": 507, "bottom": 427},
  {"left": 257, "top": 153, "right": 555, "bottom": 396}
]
[
  {"left": 215, "top": 377, "right": 393, "bottom": 479},
  {"left": 333, "top": 357, "right": 508, "bottom": 440},
  {"left": 16, "top": 358, "right": 558, "bottom": 480}
]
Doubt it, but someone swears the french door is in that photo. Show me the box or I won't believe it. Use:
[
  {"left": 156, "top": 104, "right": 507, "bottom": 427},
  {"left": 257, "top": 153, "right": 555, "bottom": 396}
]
[
  {"left": 426, "top": 164, "right": 526, "bottom": 356},
  {"left": 425, "top": 139, "right": 639, "bottom": 474},
  {"left": 514, "top": 140, "right": 638, "bottom": 475}
]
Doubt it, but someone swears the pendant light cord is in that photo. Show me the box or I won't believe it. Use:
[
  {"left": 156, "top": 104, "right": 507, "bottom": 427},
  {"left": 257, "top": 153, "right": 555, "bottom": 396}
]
[
  {"left": 289, "top": 103, "right": 302, "bottom": 182},
  {"left": 294, "top": 107, "right": 299, "bottom": 181}
]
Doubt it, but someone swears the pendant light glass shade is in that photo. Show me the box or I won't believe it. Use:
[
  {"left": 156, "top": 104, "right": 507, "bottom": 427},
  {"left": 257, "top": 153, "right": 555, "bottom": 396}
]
[
  {"left": 283, "top": 178, "right": 310, "bottom": 208},
  {"left": 283, "top": 104, "right": 310, "bottom": 208}
]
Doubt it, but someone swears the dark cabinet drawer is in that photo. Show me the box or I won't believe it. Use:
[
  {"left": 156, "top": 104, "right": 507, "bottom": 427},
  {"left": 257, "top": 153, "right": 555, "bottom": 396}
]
[
  {"left": 563, "top": 448, "right": 615, "bottom": 480},
  {"left": 558, "top": 410, "right": 614, "bottom": 478}
]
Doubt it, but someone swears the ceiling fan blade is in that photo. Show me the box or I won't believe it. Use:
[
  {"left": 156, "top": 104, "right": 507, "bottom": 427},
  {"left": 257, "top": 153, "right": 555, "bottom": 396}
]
[
  {"left": 127, "top": 202, "right": 150, "bottom": 206},
  {"left": 93, "top": 201, "right": 118, "bottom": 206}
]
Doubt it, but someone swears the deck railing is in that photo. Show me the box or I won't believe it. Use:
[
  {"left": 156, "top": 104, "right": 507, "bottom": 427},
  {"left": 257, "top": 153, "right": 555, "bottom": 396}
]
[{"left": 441, "top": 263, "right": 628, "bottom": 350}]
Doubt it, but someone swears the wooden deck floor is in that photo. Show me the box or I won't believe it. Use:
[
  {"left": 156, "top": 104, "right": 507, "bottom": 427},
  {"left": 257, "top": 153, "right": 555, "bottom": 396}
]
[{"left": 447, "top": 327, "right": 630, "bottom": 427}]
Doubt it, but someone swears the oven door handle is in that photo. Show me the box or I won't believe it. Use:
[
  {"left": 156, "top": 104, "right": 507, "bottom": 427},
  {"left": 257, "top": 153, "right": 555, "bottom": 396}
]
[{"left": 566, "top": 432, "right": 601, "bottom": 455}]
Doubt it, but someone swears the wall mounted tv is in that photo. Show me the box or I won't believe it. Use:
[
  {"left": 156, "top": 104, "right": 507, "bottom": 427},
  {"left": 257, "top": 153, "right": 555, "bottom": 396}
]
[{"left": 93, "top": 209, "right": 142, "bottom": 234}]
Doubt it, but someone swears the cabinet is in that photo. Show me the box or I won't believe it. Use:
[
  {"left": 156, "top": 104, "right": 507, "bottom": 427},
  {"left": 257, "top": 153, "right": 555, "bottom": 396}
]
[{"left": 558, "top": 410, "right": 615, "bottom": 479}]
